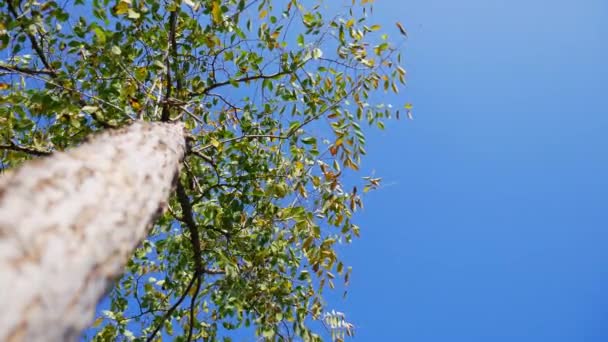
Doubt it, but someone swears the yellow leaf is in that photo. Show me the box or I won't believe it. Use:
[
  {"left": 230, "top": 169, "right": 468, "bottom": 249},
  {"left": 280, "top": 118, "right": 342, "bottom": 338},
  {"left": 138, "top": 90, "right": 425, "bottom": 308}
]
[
  {"left": 259, "top": 9, "right": 268, "bottom": 19},
  {"left": 211, "top": 1, "right": 222, "bottom": 23},
  {"left": 347, "top": 159, "right": 359, "bottom": 171},
  {"left": 0, "top": 83, "right": 9, "bottom": 90},
  {"left": 113, "top": 1, "right": 129, "bottom": 15},
  {"left": 92, "top": 317, "right": 104, "bottom": 327},
  {"left": 128, "top": 97, "right": 141, "bottom": 110},
  {"left": 297, "top": 183, "right": 308, "bottom": 198},
  {"left": 210, "top": 138, "right": 220, "bottom": 148},
  {"left": 302, "top": 237, "right": 314, "bottom": 250},
  {"left": 135, "top": 67, "right": 147, "bottom": 80}
]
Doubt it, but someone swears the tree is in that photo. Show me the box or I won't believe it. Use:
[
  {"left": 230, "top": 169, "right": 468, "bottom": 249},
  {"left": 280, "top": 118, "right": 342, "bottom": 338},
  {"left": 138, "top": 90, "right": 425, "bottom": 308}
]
[
  {"left": 0, "top": 122, "right": 186, "bottom": 341},
  {"left": 0, "top": 0, "right": 409, "bottom": 340}
]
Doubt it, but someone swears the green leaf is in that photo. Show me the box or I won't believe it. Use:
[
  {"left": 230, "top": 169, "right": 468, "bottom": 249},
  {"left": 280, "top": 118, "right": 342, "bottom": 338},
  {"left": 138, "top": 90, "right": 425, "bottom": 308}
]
[
  {"left": 301, "top": 136, "right": 316, "bottom": 145},
  {"left": 211, "top": 1, "right": 222, "bottom": 23},
  {"left": 92, "top": 27, "right": 106, "bottom": 44},
  {"left": 312, "top": 48, "right": 323, "bottom": 59},
  {"left": 113, "top": 1, "right": 129, "bottom": 15},
  {"left": 127, "top": 9, "right": 140, "bottom": 19},
  {"left": 82, "top": 106, "right": 99, "bottom": 113}
]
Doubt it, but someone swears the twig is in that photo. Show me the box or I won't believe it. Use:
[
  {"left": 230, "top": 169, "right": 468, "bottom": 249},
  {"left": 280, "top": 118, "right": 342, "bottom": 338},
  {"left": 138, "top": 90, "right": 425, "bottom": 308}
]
[
  {"left": 6, "top": 1, "right": 55, "bottom": 73},
  {"left": 178, "top": 105, "right": 205, "bottom": 125},
  {"left": 0, "top": 66, "right": 121, "bottom": 128},
  {"left": 175, "top": 181, "right": 205, "bottom": 341},
  {"left": 161, "top": 10, "right": 178, "bottom": 122},
  {"left": 0, "top": 142, "right": 52, "bottom": 156},
  {"left": 145, "top": 274, "right": 198, "bottom": 342},
  {"left": 189, "top": 65, "right": 301, "bottom": 97},
  {"left": 1, "top": 66, "right": 132, "bottom": 120},
  {"left": 186, "top": 277, "right": 201, "bottom": 342},
  {"left": 0, "top": 64, "right": 55, "bottom": 76},
  {"left": 175, "top": 182, "right": 204, "bottom": 275}
]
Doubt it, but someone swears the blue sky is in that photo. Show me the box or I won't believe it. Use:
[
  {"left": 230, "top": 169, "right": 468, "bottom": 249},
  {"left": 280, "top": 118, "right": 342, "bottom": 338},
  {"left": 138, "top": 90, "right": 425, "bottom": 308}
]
[
  {"left": 79, "top": 0, "right": 608, "bottom": 340},
  {"left": 335, "top": 0, "right": 608, "bottom": 340}
]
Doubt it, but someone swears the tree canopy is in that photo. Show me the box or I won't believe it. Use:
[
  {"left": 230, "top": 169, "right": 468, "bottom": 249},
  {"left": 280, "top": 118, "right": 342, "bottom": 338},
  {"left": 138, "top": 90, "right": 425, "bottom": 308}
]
[{"left": 0, "top": 0, "right": 409, "bottom": 340}]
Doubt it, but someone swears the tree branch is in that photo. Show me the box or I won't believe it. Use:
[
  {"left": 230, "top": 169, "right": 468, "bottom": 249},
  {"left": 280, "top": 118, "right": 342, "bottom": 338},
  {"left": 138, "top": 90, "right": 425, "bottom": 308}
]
[
  {"left": 0, "top": 64, "right": 55, "bottom": 76},
  {"left": 175, "top": 181, "right": 204, "bottom": 276},
  {"left": 186, "top": 276, "right": 201, "bottom": 342},
  {"left": 0, "top": 62, "right": 118, "bottom": 130},
  {"left": 190, "top": 67, "right": 298, "bottom": 97},
  {"left": 0, "top": 142, "right": 52, "bottom": 157},
  {"left": 161, "top": 10, "right": 178, "bottom": 122},
  {"left": 6, "top": 1, "right": 55, "bottom": 74},
  {"left": 145, "top": 273, "right": 197, "bottom": 342},
  {"left": 193, "top": 74, "right": 367, "bottom": 153},
  {"left": 175, "top": 180, "right": 205, "bottom": 341},
  {"left": 0, "top": 66, "right": 128, "bottom": 127}
]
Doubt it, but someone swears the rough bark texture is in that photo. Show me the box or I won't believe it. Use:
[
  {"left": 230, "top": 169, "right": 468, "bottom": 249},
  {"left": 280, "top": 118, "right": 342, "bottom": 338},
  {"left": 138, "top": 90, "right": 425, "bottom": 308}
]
[{"left": 0, "top": 121, "right": 186, "bottom": 341}]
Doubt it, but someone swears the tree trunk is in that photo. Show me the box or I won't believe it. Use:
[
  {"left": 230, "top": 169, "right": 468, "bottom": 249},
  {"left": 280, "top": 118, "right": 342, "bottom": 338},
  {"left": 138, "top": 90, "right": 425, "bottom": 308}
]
[{"left": 0, "top": 122, "right": 186, "bottom": 341}]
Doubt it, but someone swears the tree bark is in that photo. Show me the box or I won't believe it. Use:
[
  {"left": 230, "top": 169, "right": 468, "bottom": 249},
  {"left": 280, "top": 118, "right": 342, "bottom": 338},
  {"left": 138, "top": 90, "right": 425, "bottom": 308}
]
[{"left": 0, "top": 122, "right": 186, "bottom": 341}]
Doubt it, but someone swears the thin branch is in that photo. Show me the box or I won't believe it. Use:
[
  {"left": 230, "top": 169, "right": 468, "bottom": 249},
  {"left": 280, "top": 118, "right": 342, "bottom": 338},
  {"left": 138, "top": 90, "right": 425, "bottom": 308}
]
[
  {"left": 125, "top": 307, "right": 166, "bottom": 321},
  {"left": 6, "top": 1, "right": 55, "bottom": 73},
  {"left": 175, "top": 181, "right": 204, "bottom": 275},
  {"left": 0, "top": 65, "right": 120, "bottom": 129},
  {"left": 190, "top": 66, "right": 300, "bottom": 97},
  {"left": 175, "top": 180, "right": 206, "bottom": 341},
  {"left": 193, "top": 76, "right": 363, "bottom": 153},
  {"left": 0, "top": 142, "right": 52, "bottom": 156},
  {"left": 187, "top": 149, "right": 222, "bottom": 187},
  {"left": 189, "top": 149, "right": 214, "bottom": 166},
  {"left": 145, "top": 274, "right": 198, "bottom": 342},
  {"left": 195, "top": 134, "right": 287, "bottom": 152},
  {"left": 177, "top": 105, "right": 205, "bottom": 125},
  {"left": 202, "top": 268, "right": 225, "bottom": 275},
  {"left": 161, "top": 10, "right": 178, "bottom": 122},
  {"left": 0, "top": 64, "right": 55, "bottom": 76},
  {"left": 5, "top": 1, "right": 119, "bottom": 127},
  {"left": 186, "top": 276, "right": 201, "bottom": 342},
  {"left": 204, "top": 92, "right": 242, "bottom": 124},
  {"left": 170, "top": 11, "right": 182, "bottom": 96},
  {"left": 1, "top": 66, "right": 131, "bottom": 124}
]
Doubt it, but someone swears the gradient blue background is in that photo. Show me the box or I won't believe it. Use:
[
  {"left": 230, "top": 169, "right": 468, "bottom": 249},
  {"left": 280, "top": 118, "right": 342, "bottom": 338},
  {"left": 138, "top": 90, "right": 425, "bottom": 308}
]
[{"left": 334, "top": 0, "right": 608, "bottom": 340}]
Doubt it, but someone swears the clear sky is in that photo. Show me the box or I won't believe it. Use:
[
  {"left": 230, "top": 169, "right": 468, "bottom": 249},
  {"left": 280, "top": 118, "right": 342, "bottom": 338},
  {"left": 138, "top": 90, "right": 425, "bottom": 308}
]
[
  {"left": 335, "top": 0, "right": 608, "bottom": 340},
  {"left": 81, "top": 1, "right": 608, "bottom": 340}
]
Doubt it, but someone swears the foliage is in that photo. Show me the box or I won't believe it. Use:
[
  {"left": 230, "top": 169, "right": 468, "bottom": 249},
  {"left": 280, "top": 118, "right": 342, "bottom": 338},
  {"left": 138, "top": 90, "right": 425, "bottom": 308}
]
[{"left": 0, "top": 0, "right": 408, "bottom": 340}]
